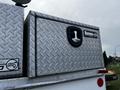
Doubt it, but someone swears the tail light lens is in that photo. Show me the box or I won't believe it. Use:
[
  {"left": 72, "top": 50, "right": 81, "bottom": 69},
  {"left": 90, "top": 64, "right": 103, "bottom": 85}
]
[
  {"left": 98, "top": 70, "right": 108, "bottom": 74},
  {"left": 97, "top": 78, "right": 104, "bottom": 87}
]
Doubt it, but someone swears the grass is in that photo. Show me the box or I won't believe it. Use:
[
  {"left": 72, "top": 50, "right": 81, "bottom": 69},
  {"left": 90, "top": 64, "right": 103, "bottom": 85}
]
[
  {"left": 107, "top": 79, "right": 120, "bottom": 90},
  {"left": 106, "top": 63, "right": 120, "bottom": 90},
  {"left": 107, "top": 63, "right": 120, "bottom": 74}
]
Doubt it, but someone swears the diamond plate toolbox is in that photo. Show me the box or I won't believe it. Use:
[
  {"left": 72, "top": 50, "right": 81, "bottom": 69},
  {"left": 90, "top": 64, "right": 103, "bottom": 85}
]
[
  {"left": 0, "top": 3, "right": 23, "bottom": 78},
  {"left": 25, "top": 11, "right": 104, "bottom": 77}
]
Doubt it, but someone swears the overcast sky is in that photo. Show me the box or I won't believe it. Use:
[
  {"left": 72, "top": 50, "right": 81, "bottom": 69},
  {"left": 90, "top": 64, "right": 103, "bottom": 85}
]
[{"left": 1, "top": 0, "right": 120, "bottom": 56}]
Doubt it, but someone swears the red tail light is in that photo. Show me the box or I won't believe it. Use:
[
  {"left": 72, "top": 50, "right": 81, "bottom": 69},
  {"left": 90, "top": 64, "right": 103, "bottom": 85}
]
[
  {"left": 97, "top": 78, "right": 104, "bottom": 87},
  {"left": 98, "top": 70, "right": 108, "bottom": 74}
]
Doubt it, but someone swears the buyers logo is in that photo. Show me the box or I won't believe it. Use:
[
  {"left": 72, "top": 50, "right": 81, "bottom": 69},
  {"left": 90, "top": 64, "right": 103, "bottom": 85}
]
[
  {"left": 66, "top": 26, "right": 83, "bottom": 47},
  {"left": 6, "top": 59, "right": 18, "bottom": 71},
  {"left": 0, "top": 58, "right": 19, "bottom": 72}
]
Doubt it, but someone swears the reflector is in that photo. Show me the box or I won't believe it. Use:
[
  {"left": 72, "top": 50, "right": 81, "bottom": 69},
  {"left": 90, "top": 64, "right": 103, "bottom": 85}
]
[
  {"left": 98, "top": 70, "right": 108, "bottom": 74},
  {"left": 97, "top": 78, "right": 104, "bottom": 87}
]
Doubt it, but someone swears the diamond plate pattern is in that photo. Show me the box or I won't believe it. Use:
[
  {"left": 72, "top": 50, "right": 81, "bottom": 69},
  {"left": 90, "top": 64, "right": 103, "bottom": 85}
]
[
  {"left": 26, "top": 11, "right": 104, "bottom": 77},
  {"left": 36, "top": 19, "right": 103, "bottom": 76},
  {"left": 0, "top": 3, "right": 23, "bottom": 78},
  {"left": 26, "top": 14, "right": 36, "bottom": 77}
]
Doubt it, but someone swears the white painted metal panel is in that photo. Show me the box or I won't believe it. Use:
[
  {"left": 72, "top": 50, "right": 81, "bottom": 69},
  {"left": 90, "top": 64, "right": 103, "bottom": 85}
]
[{"left": 26, "top": 76, "right": 106, "bottom": 90}]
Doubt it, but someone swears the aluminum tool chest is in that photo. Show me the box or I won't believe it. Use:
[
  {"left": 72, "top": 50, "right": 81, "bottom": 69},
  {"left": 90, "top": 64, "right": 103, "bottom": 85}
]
[
  {"left": 25, "top": 11, "right": 104, "bottom": 78},
  {"left": 0, "top": 2, "right": 106, "bottom": 90},
  {"left": 0, "top": 3, "right": 24, "bottom": 78}
]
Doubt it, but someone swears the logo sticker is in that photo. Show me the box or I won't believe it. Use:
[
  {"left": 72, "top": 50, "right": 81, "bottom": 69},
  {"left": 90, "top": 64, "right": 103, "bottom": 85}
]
[
  {"left": 0, "top": 58, "right": 19, "bottom": 72},
  {"left": 6, "top": 59, "right": 18, "bottom": 71},
  {"left": 84, "top": 30, "right": 98, "bottom": 38},
  {"left": 67, "top": 26, "right": 83, "bottom": 47}
]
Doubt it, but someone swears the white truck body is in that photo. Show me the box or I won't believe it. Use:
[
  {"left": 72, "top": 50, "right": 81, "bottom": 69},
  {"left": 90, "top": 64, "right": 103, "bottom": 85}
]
[
  {"left": 0, "top": 75, "right": 106, "bottom": 90},
  {"left": 28, "top": 76, "right": 106, "bottom": 90}
]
